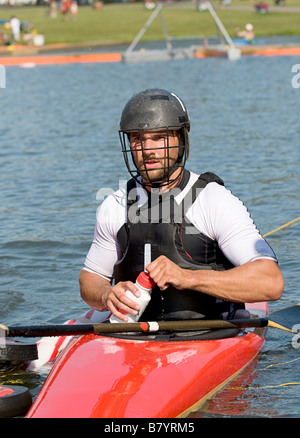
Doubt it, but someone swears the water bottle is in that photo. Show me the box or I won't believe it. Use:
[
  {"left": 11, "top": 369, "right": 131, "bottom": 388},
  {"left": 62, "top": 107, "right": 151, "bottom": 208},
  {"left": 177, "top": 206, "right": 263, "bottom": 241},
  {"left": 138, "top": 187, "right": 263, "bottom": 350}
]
[{"left": 109, "top": 271, "right": 155, "bottom": 323}]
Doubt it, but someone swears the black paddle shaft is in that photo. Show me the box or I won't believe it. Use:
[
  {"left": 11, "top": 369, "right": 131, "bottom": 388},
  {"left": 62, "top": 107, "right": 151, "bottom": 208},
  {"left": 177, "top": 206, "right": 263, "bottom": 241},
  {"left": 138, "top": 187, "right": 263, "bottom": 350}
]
[{"left": 4, "top": 317, "right": 270, "bottom": 338}]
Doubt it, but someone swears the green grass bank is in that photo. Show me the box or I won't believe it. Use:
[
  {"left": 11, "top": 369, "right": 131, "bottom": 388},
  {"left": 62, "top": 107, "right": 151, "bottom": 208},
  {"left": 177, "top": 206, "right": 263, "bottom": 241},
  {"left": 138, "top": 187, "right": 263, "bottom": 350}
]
[{"left": 0, "top": 1, "right": 300, "bottom": 46}]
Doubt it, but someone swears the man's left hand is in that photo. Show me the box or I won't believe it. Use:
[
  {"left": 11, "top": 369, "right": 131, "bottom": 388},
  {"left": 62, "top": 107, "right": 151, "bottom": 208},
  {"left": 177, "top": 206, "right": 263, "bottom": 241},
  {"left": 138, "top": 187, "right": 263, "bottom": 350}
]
[{"left": 146, "top": 256, "right": 189, "bottom": 291}]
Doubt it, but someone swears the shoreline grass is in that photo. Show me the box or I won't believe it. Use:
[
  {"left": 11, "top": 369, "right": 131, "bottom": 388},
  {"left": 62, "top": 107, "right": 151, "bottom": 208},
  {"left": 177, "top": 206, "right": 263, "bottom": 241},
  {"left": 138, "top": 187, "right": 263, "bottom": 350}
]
[{"left": 0, "top": 2, "right": 300, "bottom": 46}]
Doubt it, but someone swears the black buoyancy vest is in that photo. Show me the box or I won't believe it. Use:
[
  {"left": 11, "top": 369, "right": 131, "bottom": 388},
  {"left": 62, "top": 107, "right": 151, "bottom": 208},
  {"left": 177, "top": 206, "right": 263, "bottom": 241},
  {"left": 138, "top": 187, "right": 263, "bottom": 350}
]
[{"left": 113, "top": 171, "right": 244, "bottom": 321}]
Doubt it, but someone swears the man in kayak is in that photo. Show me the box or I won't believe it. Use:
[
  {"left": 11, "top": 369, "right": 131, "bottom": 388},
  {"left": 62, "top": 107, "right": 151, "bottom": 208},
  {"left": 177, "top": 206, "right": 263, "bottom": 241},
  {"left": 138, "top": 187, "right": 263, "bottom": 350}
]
[
  {"left": 79, "top": 88, "right": 283, "bottom": 322},
  {"left": 235, "top": 23, "right": 255, "bottom": 44}
]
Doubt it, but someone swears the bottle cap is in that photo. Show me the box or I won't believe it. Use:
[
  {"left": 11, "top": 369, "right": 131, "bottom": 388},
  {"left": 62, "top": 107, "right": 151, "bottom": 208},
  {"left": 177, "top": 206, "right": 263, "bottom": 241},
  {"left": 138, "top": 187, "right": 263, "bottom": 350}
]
[{"left": 137, "top": 271, "right": 155, "bottom": 289}]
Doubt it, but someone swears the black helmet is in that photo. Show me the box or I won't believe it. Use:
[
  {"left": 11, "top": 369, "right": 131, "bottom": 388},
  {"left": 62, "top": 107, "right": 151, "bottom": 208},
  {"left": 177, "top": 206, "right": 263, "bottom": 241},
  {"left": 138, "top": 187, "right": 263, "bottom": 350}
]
[{"left": 119, "top": 88, "right": 190, "bottom": 188}]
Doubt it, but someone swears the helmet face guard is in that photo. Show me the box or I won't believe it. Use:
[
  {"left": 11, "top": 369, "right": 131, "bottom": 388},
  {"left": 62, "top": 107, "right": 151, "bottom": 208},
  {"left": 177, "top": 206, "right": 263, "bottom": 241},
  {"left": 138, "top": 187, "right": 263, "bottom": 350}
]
[{"left": 119, "top": 89, "right": 190, "bottom": 189}]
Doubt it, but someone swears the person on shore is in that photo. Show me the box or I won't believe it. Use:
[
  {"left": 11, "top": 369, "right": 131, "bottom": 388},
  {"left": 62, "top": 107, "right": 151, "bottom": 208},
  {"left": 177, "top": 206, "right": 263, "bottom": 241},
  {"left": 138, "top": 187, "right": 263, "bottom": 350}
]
[
  {"left": 60, "top": 0, "right": 71, "bottom": 20},
  {"left": 0, "top": 31, "right": 10, "bottom": 46},
  {"left": 79, "top": 88, "right": 283, "bottom": 322},
  {"left": 49, "top": 1, "right": 57, "bottom": 18},
  {"left": 144, "top": 0, "right": 155, "bottom": 10},
  {"left": 10, "top": 16, "right": 21, "bottom": 42},
  {"left": 70, "top": 1, "right": 78, "bottom": 20}
]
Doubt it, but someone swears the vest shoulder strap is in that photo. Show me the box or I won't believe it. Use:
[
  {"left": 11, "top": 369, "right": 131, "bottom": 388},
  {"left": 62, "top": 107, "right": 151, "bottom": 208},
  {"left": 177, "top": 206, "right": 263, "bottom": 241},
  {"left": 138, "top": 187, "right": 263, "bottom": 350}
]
[
  {"left": 126, "top": 178, "right": 137, "bottom": 199},
  {"left": 198, "top": 171, "right": 224, "bottom": 187}
]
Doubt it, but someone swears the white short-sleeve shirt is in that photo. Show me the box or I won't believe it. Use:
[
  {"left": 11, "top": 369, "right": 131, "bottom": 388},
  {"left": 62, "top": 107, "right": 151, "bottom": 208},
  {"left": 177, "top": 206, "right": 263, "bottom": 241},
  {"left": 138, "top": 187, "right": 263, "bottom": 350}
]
[{"left": 84, "top": 171, "right": 276, "bottom": 280}]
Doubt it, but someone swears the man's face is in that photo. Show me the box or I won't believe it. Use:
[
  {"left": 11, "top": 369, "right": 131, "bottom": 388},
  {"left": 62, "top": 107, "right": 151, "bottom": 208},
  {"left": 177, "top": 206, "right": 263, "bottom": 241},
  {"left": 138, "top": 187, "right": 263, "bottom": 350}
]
[{"left": 129, "top": 130, "right": 180, "bottom": 187}]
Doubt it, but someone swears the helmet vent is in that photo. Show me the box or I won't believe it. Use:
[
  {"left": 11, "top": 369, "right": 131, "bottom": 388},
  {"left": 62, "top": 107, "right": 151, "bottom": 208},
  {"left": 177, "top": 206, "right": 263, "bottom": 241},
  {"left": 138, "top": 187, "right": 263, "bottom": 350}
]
[
  {"left": 138, "top": 123, "right": 149, "bottom": 129},
  {"left": 150, "top": 95, "right": 169, "bottom": 101}
]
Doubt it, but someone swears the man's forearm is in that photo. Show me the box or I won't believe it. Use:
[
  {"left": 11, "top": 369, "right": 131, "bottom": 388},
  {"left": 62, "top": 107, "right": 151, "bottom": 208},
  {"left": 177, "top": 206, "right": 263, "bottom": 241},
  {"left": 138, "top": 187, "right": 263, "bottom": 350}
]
[
  {"left": 147, "top": 256, "right": 283, "bottom": 304},
  {"left": 186, "top": 259, "right": 284, "bottom": 303},
  {"left": 79, "top": 269, "right": 111, "bottom": 311}
]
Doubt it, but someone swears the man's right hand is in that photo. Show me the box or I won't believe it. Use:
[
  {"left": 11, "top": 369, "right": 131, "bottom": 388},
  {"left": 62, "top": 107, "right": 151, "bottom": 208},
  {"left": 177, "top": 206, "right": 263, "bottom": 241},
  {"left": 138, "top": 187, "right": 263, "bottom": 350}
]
[{"left": 106, "top": 281, "right": 141, "bottom": 322}]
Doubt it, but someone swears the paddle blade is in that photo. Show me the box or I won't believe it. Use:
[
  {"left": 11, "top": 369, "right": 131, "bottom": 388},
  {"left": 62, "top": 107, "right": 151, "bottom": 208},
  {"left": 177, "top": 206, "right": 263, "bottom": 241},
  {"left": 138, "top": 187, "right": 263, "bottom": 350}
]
[{"left": 268, "top": 303, "right": 300, "bottom": 333}]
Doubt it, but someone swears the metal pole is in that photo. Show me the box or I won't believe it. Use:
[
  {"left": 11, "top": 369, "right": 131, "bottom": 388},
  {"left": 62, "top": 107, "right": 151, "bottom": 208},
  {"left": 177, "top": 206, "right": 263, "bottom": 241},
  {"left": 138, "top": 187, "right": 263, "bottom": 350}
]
[
  {"left": 125, "top": 3, "right": 164, "bottom": 54},
  {"left": 158, "top": 6, "right": 173, "bottom": 51},
  {"left": 205, "top": 0, "right": 235, "bottom": 48}
]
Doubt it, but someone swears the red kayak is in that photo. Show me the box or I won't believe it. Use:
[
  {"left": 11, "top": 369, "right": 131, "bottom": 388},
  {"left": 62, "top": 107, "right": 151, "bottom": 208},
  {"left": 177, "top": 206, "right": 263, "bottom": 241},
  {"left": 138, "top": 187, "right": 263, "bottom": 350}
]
[{"left": 26, "top": 302, "right": 267, "bottom": 418}]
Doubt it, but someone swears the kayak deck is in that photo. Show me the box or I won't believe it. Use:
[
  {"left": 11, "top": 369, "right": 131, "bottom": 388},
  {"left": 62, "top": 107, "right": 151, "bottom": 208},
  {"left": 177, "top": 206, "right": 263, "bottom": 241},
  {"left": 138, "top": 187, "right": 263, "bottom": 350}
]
[{"left": 27, "top": 305, "right": 267, "bottom": 418}]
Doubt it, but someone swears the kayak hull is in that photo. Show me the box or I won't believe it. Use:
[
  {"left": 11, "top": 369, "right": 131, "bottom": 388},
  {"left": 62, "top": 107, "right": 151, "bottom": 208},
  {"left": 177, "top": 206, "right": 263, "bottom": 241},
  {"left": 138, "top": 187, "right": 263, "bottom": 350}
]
[{"left": 27, "top": 305, "right": 267, "bottom": 418}]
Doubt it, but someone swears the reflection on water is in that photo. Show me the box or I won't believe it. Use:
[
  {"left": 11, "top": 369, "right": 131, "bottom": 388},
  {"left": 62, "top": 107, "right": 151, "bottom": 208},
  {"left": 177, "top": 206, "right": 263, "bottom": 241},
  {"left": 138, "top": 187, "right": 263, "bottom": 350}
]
[
  {"left": 191, "top": 332, "right": 300, "bottom": 418},
  {"left": 0, "top": 54, "right": 299, "bottom": 417}
]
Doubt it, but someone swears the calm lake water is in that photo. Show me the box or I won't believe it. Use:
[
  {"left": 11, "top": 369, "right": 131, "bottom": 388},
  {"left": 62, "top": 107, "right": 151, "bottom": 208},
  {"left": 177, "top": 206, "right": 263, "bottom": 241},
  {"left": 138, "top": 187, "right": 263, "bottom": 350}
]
[{"left": 0, "top": 50, "right": 300, "bottom": 417}]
